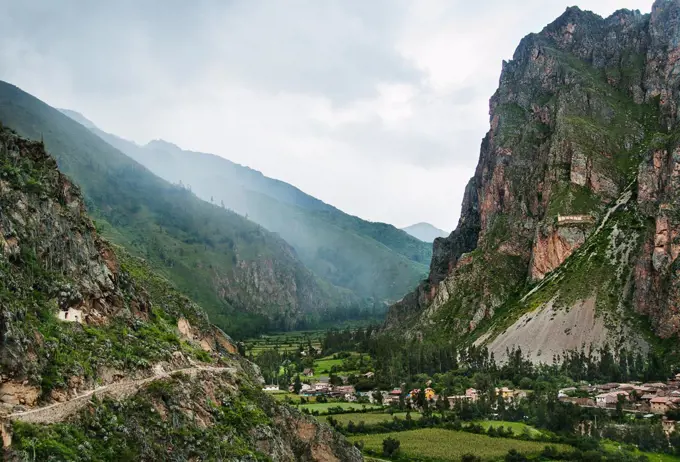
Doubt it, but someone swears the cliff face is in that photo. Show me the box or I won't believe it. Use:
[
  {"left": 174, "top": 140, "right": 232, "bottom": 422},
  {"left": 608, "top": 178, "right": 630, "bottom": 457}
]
[
  {"left": 386, "top": 1, "right": 680, "bottom": 359},
  {"left": 0, "top": 127, "right": 360, "bottom": 461}
]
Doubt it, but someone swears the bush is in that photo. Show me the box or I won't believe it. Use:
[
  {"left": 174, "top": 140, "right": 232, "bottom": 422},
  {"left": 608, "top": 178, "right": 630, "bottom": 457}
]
[
  {"left": 382, "top": 437, "right": 400, "bottom": 457},
  {"left": 462, "top": 454, "right": 482, "bottom": 462},
  {"left": 504, "top": 449, "right": 528, "bottom": 462}
]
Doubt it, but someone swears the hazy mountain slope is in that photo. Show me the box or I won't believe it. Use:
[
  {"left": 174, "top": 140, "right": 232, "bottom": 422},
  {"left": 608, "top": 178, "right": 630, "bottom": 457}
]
[
  {"left": 401, "top": 222, "right": 449, "bottom": 242},
  {"left": 0, "top": 81, "right": 358, "bottom": 338},
  {"left": 385, "top": 3, "right": 680, "bottom": 361},
  {"left": 61, "top": 116, "right": 430, "bottom": 301},
  {"left": 0, "top": 126, "right": 361, "bottom": 460}
]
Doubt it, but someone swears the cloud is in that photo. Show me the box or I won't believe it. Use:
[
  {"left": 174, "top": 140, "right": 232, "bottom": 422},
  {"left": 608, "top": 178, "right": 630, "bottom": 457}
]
[{"left": 0, "top": 0, "right": 652, "bottom": 231}]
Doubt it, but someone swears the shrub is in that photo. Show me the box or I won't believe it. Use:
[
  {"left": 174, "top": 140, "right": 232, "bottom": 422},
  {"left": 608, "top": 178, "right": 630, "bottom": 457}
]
[{"left": 382, "top": 437, "right": 400, "bottom": 457}]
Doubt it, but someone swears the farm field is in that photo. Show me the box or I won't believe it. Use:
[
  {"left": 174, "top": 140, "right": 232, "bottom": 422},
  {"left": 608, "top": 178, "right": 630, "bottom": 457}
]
[
  {"left": 311, "top": 352, "right": 368, "bottom": 378},
  {"left": 245, "top": 330, "right": 324, "bottom": 356},
  {"left": 298, "top": 402, "right": 382, "bottom": 414},
  {"left": 476, "top": 420, "right": 543, "bottom": 437},
  {"left": 348, "top": 428, "right": 571, "bottom": 461},
  {"left": 317, "top": 412, "right": 421, "bottom": 426}
]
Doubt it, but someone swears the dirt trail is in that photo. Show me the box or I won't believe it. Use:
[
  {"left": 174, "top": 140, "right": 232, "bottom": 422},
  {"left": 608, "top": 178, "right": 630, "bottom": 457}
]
[{"left": 3, "top": 365, "right": 235, "bottom": 425}]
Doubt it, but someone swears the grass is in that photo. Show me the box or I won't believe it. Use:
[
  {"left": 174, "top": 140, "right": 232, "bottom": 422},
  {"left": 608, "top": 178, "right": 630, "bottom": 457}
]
[
  {"left": 349, "top": 428, "right": 572, "bottom": 461},
  {"left": 602, "top": 441, "right": 680, "bottom": 462},
  {"left": 476, "top": 420, "right": 543, "bottom": 437},
  {"left": 298, "top": 402, "right": 382, "bottom": 414},
  {"left": 317, "top": 412, "right": 421, "bottom": 426}
]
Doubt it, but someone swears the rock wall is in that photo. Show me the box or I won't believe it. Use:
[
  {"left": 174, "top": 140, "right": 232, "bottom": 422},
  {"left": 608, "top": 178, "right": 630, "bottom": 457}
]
[{"left": 386, "top": 1, "right": 680, "bottom": 352}]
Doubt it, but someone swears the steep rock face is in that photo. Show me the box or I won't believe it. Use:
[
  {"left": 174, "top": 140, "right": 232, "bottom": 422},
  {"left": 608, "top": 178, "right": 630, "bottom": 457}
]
[
  {"left": 0, "top": 128, "right": 360, "bottom": 460},
  {"left": 386, "top": 2, "right": 680, "bottom": 357}
]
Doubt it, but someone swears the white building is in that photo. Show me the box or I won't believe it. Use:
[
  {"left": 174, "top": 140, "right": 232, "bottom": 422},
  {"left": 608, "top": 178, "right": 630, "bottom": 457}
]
[{"left": 57, "top": 308, "right": 83, "bottom": 324}]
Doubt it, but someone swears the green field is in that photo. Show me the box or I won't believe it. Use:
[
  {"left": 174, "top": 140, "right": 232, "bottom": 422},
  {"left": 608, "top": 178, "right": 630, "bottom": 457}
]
[
  {"left": 298, "top": 402, "right": 382, "bottom": 414},
  {"left": 602, "top": 442, "right": 680, "bottom": 462},
  {"left": 245, "top": 330, "right": 324, "bottom": 356},
  {"left": 476, "top": 420, "right": 543, "bottom": 437},
  {"left": 349, "top": 428, "right": 571, "bottom": 461},
  {"left": 317, "top": 412, "right": 421, "bottom": 426}
]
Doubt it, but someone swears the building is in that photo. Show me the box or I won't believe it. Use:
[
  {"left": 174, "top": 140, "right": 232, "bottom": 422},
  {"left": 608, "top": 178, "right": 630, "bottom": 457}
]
[
  {"left": 263, "top": 385, "right": 279, "bottom": 392},
  {"left": 447, "top": 388, "right": 479, "bottom": 407},
  {"left": 558, "top": 387, "right": 577, "bottom": 398},
  {"left": 302, "top": 368, "right": 314, "bottom": 377},
  {"left": 362, "top": 372, "right": 375, "bottom": 379},
  {"left": 57, "top": 307, "right": 83, "bottom": 324},
  {"left": 662, "top": 418, "right": 677, "bottom": 434},
  {"left": 495, "top": 387, "right": 526, "bottom": 402},
  {"left": 595, "top": 391, "right": 629, "bottom": 407},
  {"left": 651, "top": 396, "right": 677, "bottom": 414}
]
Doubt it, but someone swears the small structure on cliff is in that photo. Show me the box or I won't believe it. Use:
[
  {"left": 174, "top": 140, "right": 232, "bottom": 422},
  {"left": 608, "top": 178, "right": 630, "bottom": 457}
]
[
  {"left": 57, "top": 307, "right": 83, "bottom": 324},
  {"left": 556, "top": 214, "right": 595, "bottom": 226}
]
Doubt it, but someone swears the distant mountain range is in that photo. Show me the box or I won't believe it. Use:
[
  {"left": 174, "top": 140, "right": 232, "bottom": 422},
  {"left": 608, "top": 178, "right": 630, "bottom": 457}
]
[
  {"left": 401, "top": 222, "right": 448, "bottom": 242},
  {"left": 0, "top": 81, "right": 364, "bottom": 338},
  {"left": 59, "top": 109, "right": 431, "bottom": 306}
]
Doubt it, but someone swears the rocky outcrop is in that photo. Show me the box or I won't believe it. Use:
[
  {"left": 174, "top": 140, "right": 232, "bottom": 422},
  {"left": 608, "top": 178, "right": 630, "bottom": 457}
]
[
  {"left": 529, "top": 225, "right": 588, "bottom": 280},
  {"left": 0, "top": 127, "right": 357, "bottom": 459},
  {"left": 386, "top": 1, "right": 680, "bottom": 356}
]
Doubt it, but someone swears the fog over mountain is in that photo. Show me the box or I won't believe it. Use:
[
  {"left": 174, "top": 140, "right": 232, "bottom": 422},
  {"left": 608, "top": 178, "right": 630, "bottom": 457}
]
[
  {"left": 0, "top": 0, "right": 649, "bottom": 231},
  {"left": 60, "top": 108, "right": 431, "bottom": 305}
]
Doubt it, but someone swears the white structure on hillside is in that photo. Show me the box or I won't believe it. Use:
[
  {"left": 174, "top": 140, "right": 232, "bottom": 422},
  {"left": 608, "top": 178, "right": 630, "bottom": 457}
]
[
  {"left": 557, "top": 215, "right": 595, "bottom": 226},
  {"left": 57, "top": 307, "right": 83, "bottom": 324}
]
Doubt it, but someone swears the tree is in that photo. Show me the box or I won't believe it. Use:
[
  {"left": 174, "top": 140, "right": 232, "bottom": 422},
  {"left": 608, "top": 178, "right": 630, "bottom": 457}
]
[
  {"left": 382, "top": 437, "right": 400, "bottom": 457},
  {"left": 293, "top": 375, "right": 302, "bottom": 394}
]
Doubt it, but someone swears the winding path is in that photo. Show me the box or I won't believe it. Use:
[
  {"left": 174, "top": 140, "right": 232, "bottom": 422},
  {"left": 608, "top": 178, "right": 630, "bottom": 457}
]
[{"left": 4, "top": 365, "right": 235, "bottom": 425}]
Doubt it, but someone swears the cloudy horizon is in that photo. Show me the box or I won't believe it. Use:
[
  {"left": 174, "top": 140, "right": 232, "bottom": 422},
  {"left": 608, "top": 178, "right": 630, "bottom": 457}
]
[{"left": 0, "top": 0, "right": 651, "bottom": 231}]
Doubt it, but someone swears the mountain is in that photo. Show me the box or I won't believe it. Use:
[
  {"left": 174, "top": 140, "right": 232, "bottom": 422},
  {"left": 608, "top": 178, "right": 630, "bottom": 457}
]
[
  {"left": 0, "top": 126, "right": 360, "bottom": 460},
  {"left": 0, "top": 81, "right": 359, "bottom": 339},
  {"left": 385, "top": 2, "right": 680, "bottom": 362},
  {"left": 401, "top": 222, "right": 449, "bottom": 242},
  {"left": 58, "top": 114, "right": 430, "bottom": 303}
]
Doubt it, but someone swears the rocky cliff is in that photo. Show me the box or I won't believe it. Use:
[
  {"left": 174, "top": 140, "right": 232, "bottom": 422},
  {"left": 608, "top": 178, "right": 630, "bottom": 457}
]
[
  {"left": 0, "top": 127, "right": 361, "bottom": 460},
  {"left": 386, "top": 1, "right": 680, "bottom": 361}
]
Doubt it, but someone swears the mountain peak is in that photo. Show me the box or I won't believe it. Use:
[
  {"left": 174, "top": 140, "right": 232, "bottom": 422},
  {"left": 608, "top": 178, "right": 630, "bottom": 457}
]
[
  {"left": 145, "top": 139, "right": 181, "bottom": 151},
  {"left": 401, "top": 222, "right": 448, "bottom": 242}
]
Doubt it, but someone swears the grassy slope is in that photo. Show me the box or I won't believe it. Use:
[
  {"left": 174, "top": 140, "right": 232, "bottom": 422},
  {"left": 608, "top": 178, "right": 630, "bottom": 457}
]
[{"left": 0, "top": 81, "right": 352, "bottom": 338}]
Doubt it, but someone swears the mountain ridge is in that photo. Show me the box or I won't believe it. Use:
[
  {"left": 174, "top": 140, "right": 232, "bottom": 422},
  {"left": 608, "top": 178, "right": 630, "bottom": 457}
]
[
  {"left": 0, "top": 81, "right": 360, "bottom": 338},
  {"left": 59, "top": 109, "right": 431, "bottom": 303},
  {"left": 385, "top": 2, "right": 680, "bottom": 361},
  {"left": 0, "top": 124, "right": 361, "bottom": 460}
]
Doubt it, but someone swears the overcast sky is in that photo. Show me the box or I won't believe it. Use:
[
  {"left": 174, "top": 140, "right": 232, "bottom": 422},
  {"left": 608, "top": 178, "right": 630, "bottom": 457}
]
[{"left": 0, "top": 0, "right": 651, "bottom": 231}]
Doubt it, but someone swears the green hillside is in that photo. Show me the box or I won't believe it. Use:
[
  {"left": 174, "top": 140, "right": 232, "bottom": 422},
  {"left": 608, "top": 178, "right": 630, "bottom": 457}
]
[
  {"left": 0, "top": 81, "right": 358, "bottom": 338},
  {"left": 64, "top": 122, "right": 430, "bottom": 301}
]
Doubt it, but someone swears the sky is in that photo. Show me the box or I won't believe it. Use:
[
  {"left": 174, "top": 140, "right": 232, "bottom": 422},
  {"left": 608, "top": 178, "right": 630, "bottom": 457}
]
[{"left": 0, "top": 0, "right": 652, "bottom": 231}]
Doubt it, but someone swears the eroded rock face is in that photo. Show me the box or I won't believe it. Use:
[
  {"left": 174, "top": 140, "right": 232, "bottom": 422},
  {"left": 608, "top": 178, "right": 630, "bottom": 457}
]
[
  {"left": 386, "top": 2, "right": 680, "bottom": 348},
  {"left": 530, "top": 225, "right": 588, "bottom": 280}
]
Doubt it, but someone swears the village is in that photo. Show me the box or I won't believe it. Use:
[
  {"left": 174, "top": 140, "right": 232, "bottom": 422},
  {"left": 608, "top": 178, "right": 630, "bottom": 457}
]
[{"left": 264, "top": 368, "right": 680, "bottom": 433}]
